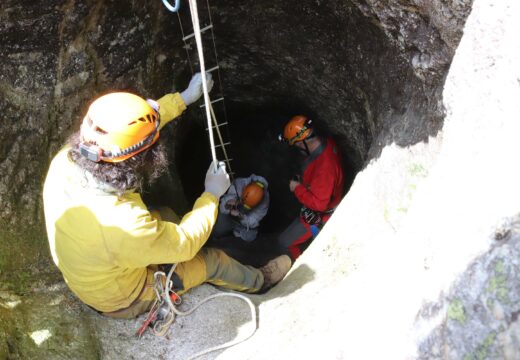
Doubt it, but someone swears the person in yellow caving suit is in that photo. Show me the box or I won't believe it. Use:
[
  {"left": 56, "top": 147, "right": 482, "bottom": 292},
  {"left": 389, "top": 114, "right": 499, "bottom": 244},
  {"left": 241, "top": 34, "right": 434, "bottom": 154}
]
[{"left": 43, "top": 73, "right": 291, "bottom": 318}]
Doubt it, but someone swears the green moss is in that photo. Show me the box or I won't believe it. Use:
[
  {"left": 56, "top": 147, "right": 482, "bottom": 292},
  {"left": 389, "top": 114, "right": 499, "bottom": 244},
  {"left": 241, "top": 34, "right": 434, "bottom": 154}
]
[
  {"left": 447, "top": 299, "right": 466, "bottom": 323},
  {"left": 0, "top": 221, "right": 57, "bottom": 296},
  {"left": 384, "top": 206, "right": 390, "bottom": 221},
  {"left": 496, "top": 287, "right": 510, "bottom": 303},
  {"left": 487, "top": 275, "right": 505, "bottom": 293},
  {"left": 475, "top": 332, "right": 496, "bottom": 360},
  {"left": 383, "top": 205, "right": 396, "bottom": 231},
  {"left": 408, "top": 163, "right": 428, "bottom": 177},
  {"left": 486, "top": 298, "right": 494, "bottom": 310},
  {"left": 494, "top": 260, "right": 504, "bottom": 273},
  {"left": 487, "top": 277, "right": 497, "bottom": 293},
  {"left": 10, "top": 271, "right": 33, "bottom": 295},
  {"left": 0, "top": 316, "right": 11, "bottom": 358},
  {"left": 406, "top": 183, "right": 417, "bottom": 200},
  {"left": 486, "top": 264, "right": 510, "bottom": 304},
  {"left": 0, "top": 288, "right": 103, "bottom": 360},
  {"left": 463, "top": 332, "right": 497, "bottom": 360}
]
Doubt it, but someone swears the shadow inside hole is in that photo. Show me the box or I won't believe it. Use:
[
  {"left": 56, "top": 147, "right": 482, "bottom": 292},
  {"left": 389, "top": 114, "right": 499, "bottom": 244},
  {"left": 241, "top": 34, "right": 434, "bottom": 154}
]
[
  {"left": 172, "top": 100, "right": 355, "bottom": 264},
  {"left": 176, "top": 99, "right": 357, "bottom": 232}
]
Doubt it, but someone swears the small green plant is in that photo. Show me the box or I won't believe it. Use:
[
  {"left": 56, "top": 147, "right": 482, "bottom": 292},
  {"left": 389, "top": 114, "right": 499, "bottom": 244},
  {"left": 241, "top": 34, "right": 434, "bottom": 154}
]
[
  {"left": 447, "top": 299, "right": 466, "bottom": 323},
  {"left": 408, "top": 163, "right": 428, "bottom": 177}
]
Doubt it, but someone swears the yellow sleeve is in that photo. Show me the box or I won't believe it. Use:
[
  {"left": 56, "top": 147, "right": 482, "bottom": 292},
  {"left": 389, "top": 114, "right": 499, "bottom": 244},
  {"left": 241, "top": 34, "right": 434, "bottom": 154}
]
[
  {"left": 157, "top": 93, "right": 188, "bottom": 130},
  {"left": 106, "top": 192, "right": 219, "bottom": 267}
]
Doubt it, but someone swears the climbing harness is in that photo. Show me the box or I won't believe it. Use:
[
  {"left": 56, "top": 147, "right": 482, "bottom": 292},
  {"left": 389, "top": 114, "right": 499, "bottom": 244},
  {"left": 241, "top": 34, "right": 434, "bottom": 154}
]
[
  {"left": 300, "top": 206, "right": 336, "bottom": 226},
  {"left": 136, "top": 262, "right": 258, "bottom": 360},
  {"left": 135, "top": 269, "right": 181, "bottom": 338},
  {"left": 136, "top": 2, "right": 257, "bottom": 358}
]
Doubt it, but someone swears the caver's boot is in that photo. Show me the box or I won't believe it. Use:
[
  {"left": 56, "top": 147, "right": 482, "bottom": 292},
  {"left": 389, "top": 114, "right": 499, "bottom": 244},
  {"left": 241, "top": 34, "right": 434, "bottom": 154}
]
[{"left": 259, "top": 255, "right": 292, "bottom": 291}]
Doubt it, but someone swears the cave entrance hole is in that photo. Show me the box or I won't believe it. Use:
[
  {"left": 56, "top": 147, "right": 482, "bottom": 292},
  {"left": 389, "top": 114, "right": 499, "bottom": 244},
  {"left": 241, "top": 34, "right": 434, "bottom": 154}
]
[{"left": 175, "top": 100, "right": 357, "bottom": 236}]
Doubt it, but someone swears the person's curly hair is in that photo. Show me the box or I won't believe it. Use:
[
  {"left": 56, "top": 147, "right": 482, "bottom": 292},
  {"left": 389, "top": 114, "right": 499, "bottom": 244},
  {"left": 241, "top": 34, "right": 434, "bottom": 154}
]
[{"left": 67, "top": 131, "right": 169, "bottom": 196}]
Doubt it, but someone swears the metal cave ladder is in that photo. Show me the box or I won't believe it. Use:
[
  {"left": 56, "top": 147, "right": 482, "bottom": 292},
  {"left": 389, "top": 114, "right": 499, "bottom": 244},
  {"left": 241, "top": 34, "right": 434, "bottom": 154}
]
[
  {"left": 142, "top": 2, "right": 257, "bottom": 360},
  {"left": 173, "top": 0, "right": 235, "bottom": 179}
]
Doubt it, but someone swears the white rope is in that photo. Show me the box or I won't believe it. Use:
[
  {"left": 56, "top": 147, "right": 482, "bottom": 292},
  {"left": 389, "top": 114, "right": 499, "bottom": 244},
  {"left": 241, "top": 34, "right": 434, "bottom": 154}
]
[
  {"left": 187, "top": 0, "right": 218, "bottom": 170},
  {"left": 204, "top": 0, "right": 233, "bottom": 177},
  {"left": 174, "top": 293, "right": 257, "bottom": 360},
  {"left": 152, "top": 266, "right": 257, "bottom": 360},
  {"left": 175, "top": 0, "right": 234, "bottom": 178},
  {"left": 155, "top": 3, "right": 254, "bottom": 354},
  {"left": 209, "top": 102, "right": 233, "bottom": 173}
]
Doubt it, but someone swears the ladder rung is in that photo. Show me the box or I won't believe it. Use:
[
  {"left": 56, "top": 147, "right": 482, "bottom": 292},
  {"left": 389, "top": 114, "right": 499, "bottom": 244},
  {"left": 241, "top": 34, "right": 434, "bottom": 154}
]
[
  {"left": 206, "top": 65, "right": 219, "bottom": 73},
  {"left": 215, "top": 142, "right": 231, "bottom": 148},
  {"left": 182, "top": 24, "right": 213, "bottom": 41},
  {"left": 205, "top": 122, "right": 228, "bottom": 130},
  {"left": 200, "top": 97, "right": 224, "bottom": 108}
]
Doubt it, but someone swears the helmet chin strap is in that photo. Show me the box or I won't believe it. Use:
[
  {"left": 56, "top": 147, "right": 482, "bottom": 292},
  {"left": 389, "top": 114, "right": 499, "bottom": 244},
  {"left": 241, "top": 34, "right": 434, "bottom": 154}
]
[{"left": 297, "top": 139, "right": 311, "bottom": 156}]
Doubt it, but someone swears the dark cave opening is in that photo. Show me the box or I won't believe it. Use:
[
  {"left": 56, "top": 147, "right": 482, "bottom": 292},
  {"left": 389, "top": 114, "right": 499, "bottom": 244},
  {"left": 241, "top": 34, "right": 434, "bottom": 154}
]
[
  {"left": 174, "top": 100, "right": 356, "bottom": 234},
  {"left": 142, "top": 0, "right": 446, "bottom": 265}
]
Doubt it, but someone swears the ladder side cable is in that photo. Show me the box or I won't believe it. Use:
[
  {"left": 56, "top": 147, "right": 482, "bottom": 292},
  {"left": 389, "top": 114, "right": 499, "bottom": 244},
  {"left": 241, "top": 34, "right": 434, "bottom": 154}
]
[
  {"left": 187, "top": 0, "right": 218, "bottom": 169},
  {"left": 205, "top": 0, "right": 234, "bottom": 176},
  {"left": 176, "top": 10, "right": 195, "bottom": 75},
  {"left": 178, "top": 0, "right": 234, "bottom": 177},
  {"left": 151, "top": 4, "right": 256, "bottom": 360}
]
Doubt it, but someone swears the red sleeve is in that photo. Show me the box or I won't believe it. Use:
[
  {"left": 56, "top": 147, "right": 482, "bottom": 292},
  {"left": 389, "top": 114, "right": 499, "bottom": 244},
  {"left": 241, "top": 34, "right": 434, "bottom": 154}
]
[{"left": 294, "top": 156, "right": 335, "bottom": 212}]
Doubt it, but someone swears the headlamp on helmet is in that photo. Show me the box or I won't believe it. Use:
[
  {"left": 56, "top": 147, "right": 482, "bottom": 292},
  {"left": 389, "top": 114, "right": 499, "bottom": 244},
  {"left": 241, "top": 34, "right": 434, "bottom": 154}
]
[
  {"left": 278, "top": 115, "right": 314, "bottom": 145},
  {"left": 79, "top": 92, "right": 161, "bottom": 163}
]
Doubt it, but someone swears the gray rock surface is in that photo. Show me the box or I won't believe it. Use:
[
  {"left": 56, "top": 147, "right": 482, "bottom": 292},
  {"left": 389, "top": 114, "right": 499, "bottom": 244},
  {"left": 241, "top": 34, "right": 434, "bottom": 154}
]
[{"left": 2, "top": 0, "right": 519, "bottom": 359}]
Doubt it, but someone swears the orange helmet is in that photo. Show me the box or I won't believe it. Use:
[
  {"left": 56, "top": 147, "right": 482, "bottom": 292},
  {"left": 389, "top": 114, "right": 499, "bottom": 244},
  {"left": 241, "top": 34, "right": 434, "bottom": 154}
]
[
  {"left": 79, "top": 92, "right": 160, "bottom": 163},
  {"left": 282, "top": 115, "right": 313, "bottom": 145},
  {"left": 241, "top": 181, "right": 265, "bottom": 210}
]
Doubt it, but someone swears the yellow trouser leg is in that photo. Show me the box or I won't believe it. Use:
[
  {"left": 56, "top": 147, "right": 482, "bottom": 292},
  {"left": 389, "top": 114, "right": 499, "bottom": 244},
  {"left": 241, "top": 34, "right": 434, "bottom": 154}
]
[
  {"left": 104, "top": 207, "right": 263, "bottom": 319},
  {"left": 175, "top": 248, "right": 264, "bottom": 294}
]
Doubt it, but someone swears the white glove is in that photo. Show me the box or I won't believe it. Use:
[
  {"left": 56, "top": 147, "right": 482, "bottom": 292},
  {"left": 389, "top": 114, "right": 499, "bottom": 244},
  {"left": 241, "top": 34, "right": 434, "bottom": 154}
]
[
  {"left": 204, "top": 161, "right": 230, "bottom": 198},
  {"left": 180, "top": 72, "right": 214, "bottom": 106}
]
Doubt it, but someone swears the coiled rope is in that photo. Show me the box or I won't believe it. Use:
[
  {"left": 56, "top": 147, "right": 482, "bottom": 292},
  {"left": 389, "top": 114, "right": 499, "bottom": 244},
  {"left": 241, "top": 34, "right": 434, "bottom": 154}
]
[{"left": 150, "top": 264, "right": 258, "bottom": 360}]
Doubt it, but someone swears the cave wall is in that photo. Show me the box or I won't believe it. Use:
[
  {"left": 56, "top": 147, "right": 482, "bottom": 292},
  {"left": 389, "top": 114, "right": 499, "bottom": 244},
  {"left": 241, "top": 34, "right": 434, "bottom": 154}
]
[
  {"left": 0, "top": 0, "right": 192, "bottom": 276},
  {"left": 0, "top": 0, "right": 483, "bottom": 358},
  {"left": 211, "top": 0, "right": 470, "bottom": 168},
  {"left": 0, "top": 0, "right": 470, "bottom": 270},
  {"left": 223, "top": 1, "right": 520, "bottom": 359}
]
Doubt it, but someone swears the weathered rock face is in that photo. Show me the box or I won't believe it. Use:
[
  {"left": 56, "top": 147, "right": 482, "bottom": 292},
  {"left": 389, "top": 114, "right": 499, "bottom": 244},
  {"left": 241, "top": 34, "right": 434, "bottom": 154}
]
[
  {"left": 417, "top": 216, "right": 520, "bottom": 359},
  {"left": 176, "top": 0, "right": 462, "bottom": 230},
  {"left": 0, "top": 0, "right": 466, "bottom": 255},
  {"left": 213, "top": 0, "right": 457, "bottom": 168},
  {"left": 8, "top": 0, "right": 515, "bottom": 359},
  {"left": 0, "top": 0, "right": 191, "bottom": 273}
]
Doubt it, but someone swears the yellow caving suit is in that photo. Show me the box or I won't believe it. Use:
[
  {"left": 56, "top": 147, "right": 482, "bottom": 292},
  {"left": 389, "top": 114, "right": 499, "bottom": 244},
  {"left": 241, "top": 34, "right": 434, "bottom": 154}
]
[{"left": 43, "top": 93, "right": 263, "bottom": 318}]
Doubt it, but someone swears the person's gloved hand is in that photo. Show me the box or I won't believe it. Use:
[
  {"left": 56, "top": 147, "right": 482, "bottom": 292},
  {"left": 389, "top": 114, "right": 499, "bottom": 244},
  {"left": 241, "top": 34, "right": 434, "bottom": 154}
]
[
  {"left": 204, "top": 161, "right": 230, "bottom": 198},
  {"left": 289, "top": 179, "right": 300, "bottom": 192},
  {"left": 180, "top": 72, "right": 214, "bottom": 106}
]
